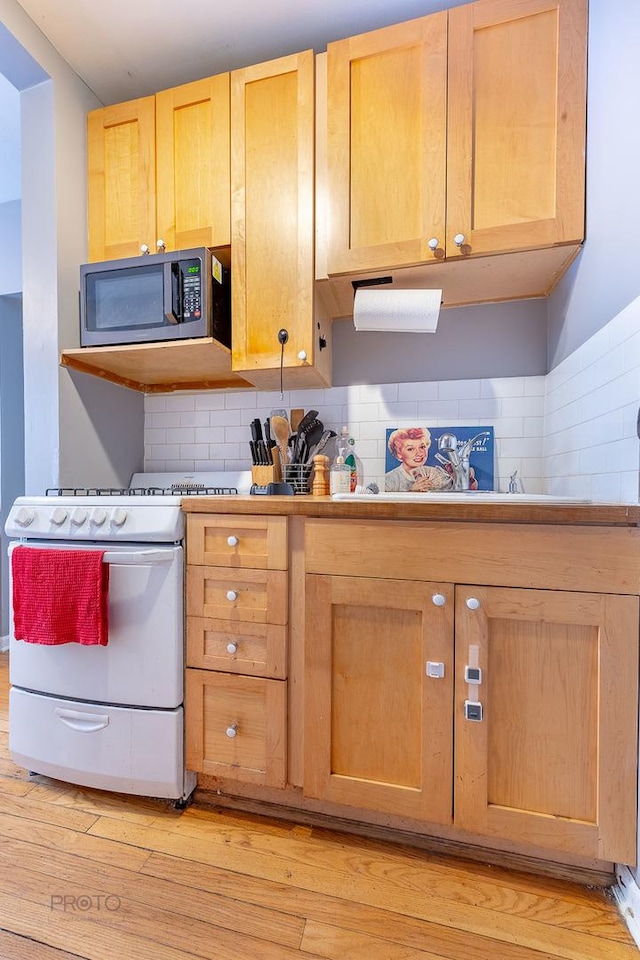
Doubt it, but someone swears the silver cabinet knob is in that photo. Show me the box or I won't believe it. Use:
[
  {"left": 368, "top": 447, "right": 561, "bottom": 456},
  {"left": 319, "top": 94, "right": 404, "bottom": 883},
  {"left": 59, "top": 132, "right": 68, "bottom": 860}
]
[
  {"left": 227, "top": 535, "right": 239, "bottom": 547},
  {"left": 226, "top": 590, "right": 238, "bottom": 602},
  {"left": 298, "top": 350, "right": 308, "bottom": 362},
  {"left": 466, "top": 597, "right": 480, "bottom": 610},
  {"left": 156, "top": 238, "right": 166, "bottom": 251},
  {"left": 428, "top": 237, "right": 439, "bottom": 251},
  {"left": 226, "top": 642, "right": 238, "bottom": 654},
  {"left": 432, "top": 593, "right": 446, "bottom": 606},
  {"left": 50, "top": 506, "right": 68, "bottom": 526},
  {"left": 454, "top": 233, "right": 466, "bottom": 247},
  {"left": 15, "top": 507, "right": 35, "bottom": 527},
  {"left": 140, "top": 244, "right": 150, "bottom": 255},
  {"left": 225, "top": 722, "right": 238, "bottom": 738}
]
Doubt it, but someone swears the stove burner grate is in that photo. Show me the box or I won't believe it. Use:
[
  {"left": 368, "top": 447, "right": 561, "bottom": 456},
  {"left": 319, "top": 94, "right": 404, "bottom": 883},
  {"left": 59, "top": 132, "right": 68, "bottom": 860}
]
[{"left": 45, "top": 486, "right": 239, "bottom": 497}]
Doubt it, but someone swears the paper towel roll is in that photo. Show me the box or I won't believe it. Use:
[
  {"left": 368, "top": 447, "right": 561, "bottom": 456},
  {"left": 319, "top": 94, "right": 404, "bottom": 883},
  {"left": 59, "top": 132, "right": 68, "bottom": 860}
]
[{"left": 352, "top": 287, "right": 441, "bottom": 333}]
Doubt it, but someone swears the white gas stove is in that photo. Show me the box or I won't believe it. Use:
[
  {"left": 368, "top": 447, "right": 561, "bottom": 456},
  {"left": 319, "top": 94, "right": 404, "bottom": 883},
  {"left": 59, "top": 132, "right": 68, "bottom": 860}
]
[{"left": 5, "top": 470, "right": 251, "bottom": 805}]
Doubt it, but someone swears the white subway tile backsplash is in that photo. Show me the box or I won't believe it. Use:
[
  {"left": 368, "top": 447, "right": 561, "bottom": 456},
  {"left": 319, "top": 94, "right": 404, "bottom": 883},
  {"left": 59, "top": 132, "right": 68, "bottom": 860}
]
[{"left": 143, "top": 296, "right": 640, "bottom": 503}]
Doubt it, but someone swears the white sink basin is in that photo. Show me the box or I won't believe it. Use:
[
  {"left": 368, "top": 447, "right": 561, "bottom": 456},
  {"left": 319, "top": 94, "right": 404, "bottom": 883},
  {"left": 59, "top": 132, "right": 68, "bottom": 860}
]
[{"left": 331, "top": 492, "right": 593, "bottom": 504}]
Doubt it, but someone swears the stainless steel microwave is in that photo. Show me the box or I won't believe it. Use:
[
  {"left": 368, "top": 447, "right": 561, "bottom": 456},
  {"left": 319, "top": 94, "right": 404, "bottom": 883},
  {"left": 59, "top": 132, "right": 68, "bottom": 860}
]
[{"left": 79, "top": 247, "right": 231, "bottom": 348}]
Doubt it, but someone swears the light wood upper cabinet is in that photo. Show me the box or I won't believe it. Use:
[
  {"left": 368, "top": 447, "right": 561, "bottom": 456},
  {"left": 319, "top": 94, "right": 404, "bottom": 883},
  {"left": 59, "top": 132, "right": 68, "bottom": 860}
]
[
  {"left": 325, "top": 14, "right": 447, "bottom": 275},
  {"left": 324, "top": 0, "right": 587, "bottom": 276},
  {"left": 446, "top": 0, "right": 587, "bottom": 259},
  {"left": 87, "top": 96, "right": 157, "bottom": 262},
  {"left": 454, "top": 586, "right": 638, "bottom": 865},
  {"left": 88, "top": 76, "right": 230, "bottom": 262},
  {"left": 231, "top": 52, "right": 331, "bottom": 390}
]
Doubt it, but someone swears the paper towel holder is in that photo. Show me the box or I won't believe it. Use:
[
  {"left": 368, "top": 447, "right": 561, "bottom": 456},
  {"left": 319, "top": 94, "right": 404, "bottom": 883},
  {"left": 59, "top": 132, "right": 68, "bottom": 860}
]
[{"left": 351, "top": 277, "right": 442, "bottom": 334}]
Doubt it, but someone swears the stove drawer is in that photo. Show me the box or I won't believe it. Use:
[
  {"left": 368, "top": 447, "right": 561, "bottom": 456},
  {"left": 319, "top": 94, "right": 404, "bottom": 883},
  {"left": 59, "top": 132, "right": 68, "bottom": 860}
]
[
  {"left": 185, "top": 669, "right": 286, "bottom": 787},
  {"left": 187, "top": 617, "right": 287, "bottom": 678},
  {"left": 10, "top": 687, "right": 185, "bottom": 798},
  {"left": 187, "top": 515, "right": 287, "bottom": 570},
  {"left": 187, "top": 566, "right": 287, "bottom": 624}
]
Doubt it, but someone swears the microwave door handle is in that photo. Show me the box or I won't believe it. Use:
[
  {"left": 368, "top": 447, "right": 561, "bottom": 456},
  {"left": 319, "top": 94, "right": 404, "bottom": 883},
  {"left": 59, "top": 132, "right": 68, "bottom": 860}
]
[{"left": 163, "top": 261, "right": 181, "bottom": 324}]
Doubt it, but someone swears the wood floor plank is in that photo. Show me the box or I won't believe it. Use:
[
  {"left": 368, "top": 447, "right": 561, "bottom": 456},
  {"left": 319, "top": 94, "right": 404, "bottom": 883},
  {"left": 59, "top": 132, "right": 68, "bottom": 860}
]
[
  {"left": 0, "top": 791, "right": 100, "bottom": 831},
  {"left": 87, "top": 816, "right": 637, "bottom": 960},
  {"left": 25, "top": 779, "right": 182, "bottom": 825},
  {"left": 0, "top": 833, "right": 305, "bottom": 951},
  {"left": 300, "top": 919, "right": 456, "bottom": 960},
  {"left": 0, "top": 929, "right": 81, "bottom": 960},
  {"left": 151, "top": 807, "right": 628, "bottom": 940}
]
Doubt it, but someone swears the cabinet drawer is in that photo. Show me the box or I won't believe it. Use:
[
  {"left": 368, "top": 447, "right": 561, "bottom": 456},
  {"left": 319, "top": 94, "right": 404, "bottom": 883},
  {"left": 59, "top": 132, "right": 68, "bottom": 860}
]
[
  {"left": 187, "top": 617, "right": 287, "bottom": 679},
  {"left": 187, "top": 514, "right": 287, "bottom": 569},
  {"left": 187, "top": 566, "right": 287, "bottom": 624},
  {"left": 185, "top": 669, "right": 286, "bottom": 787}
]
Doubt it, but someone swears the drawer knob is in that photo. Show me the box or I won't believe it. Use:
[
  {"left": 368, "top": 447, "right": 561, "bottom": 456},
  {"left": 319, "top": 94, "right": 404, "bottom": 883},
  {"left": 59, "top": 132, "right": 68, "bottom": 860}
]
[
  {"left": 227, "top": 535, "right": 239, "bottom": 547},
  {"left": 226, "top": 723, "right": 238, "bottom": 738},
  {"left": 454, "top": 233, "right": 466, "bottom": 247},
  {"left": 226, "top": 590, "right": 238, "bottom": 602},
  {"left": 226, "top": 642, "right": 238, "bottom": 654},
  {"left": 428, "top": 237, "right": 439, "bottom": 251},
  {"left": 466, "top": 597, "right": 481, "bottom": 610},
  {"left": 432, "top": 593, "right": 446, "bottom": 607}
]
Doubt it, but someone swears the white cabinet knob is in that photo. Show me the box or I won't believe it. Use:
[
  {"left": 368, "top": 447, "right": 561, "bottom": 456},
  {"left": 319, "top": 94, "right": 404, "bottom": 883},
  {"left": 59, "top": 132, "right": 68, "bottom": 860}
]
[
  {"left": 428, "top": 237, "right": 439, "bottom": 251},
  {"left": 156, "top": 238, "right": 166, "bottom": 251},
  {"left": 15, "top": 507, "right": 35, "bottom": 527},
  {"left": 226, "top": 642, "right": 238, "bottom": 654},
  {"left": 112, "top": 507, "right": 127, "bottom": 527},
  {"left": 226, "top": 590, "right": 238, "bottom": 602},
  {"left": 225, "top": 723, "right": 238, "bottom": 738},
  {"left": 298, "top": 350, "right": 308, "bottom": 362},
  {"left": 140, "top": 244, "right": 150, "bottom": 255},
  {"left": 454, "top": 233, "right": 466, "bottom": 247},
  {"left": 50, "top": 506, "right": 68, "bottom": 526},
  {"left": 227, "top": 535, "right": 239, "bottom": 547},
  {"left": 466, "top": 597, "right": 481, "bottom": 610},
  {"left": 71, "top": 508, "right": 88, "bottom": 526},
  {"left": 432, "top": 593, "right": 446, "bottom": 606}
]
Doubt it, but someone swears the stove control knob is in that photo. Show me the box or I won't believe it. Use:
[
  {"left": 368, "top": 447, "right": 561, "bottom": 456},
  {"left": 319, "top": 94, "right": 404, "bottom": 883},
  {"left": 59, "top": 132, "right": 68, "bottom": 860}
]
[
  {"left": 71, "top": 508, "right": 88, "bottom": 526},
  {"left": 111, "top": 507, "right": 128, "bottom": 527},
  {"left": 50, "top": 507, "right": 68, "bottom": 526},
  {"left": 90, "top": 508, "right": 108, "bottom": 527},
  {"left": 15, "top": 507, "right": 36, "bottom": 527}
]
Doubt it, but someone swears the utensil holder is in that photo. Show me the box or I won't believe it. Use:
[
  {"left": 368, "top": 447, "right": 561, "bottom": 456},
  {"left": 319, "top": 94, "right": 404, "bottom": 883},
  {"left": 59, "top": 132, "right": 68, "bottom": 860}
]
[
  {"left": 251, "top": 464, "right": 281, "bottom": 487},
  {"left": 283, "top": 463, "right": 313, "bottom": 495}
]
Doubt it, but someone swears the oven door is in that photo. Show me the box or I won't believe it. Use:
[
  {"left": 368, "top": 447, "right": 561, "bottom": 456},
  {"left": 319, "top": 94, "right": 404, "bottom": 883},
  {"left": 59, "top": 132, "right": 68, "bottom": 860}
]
[{"left": 8, "top": 541, "right": 183, "bottom": 709}]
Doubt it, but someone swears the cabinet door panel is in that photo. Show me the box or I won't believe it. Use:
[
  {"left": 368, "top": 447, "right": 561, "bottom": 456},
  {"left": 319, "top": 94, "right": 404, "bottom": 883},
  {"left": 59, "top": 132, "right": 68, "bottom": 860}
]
[
  {"left": 305, "top": 575, "right": 453, "bottom": 823},
  {"left": 447, "top": 0, "right": 587, "bottom": 256},
  {"left": 454, "top": 586, "right": 638, "bottom": 863},
  {"left": 156, "top": 75, "right": 230, "bottom": 250},
  {"left": 326, "top": 14, "right": 447, "bottom": 274},
  {"left": 87, "top": 97, "right": 156, "bottom": 261}
]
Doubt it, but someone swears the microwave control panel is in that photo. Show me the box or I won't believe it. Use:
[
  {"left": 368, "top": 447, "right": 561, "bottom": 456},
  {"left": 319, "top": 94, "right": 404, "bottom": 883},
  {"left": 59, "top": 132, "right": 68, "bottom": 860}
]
[{"left": 179, "top": 259, "right": 202, "bottom": 320}]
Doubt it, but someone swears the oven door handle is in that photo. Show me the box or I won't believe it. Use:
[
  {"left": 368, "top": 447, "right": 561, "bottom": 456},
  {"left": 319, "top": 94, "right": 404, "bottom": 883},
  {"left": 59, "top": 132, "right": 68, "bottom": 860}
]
[
  {"left": 102, "top": 550, "right": 173, "bottom": 565},
  {"left": 54, "top": 708, "right": 109, "bottom": 733}
]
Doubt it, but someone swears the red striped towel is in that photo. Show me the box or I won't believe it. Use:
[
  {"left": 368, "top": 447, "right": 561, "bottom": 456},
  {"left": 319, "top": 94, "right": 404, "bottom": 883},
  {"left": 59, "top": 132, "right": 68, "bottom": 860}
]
[{"left": 11, "top": 546, "right": 109, "bottom": 646}]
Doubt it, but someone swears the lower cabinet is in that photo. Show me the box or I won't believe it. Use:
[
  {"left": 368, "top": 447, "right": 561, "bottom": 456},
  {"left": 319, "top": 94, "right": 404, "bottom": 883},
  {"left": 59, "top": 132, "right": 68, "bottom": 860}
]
[{"left": 304, "top": 573, "right": 638, "bottom": 864}]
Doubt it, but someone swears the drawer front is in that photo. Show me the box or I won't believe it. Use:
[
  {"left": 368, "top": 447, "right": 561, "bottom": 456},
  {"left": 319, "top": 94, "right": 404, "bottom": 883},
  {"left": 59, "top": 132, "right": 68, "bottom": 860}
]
[
  {"left": 187, "top": 566, "right": 287, "bottom": 624},
  {"left": 187, "top": 617, "right": 287, "bottom": 679},
  {"left": 187, "top": 514, "right": 287, "bottom": 570},
  {"left": 185, "top": 669, "right": 286, "bottom": 787}
]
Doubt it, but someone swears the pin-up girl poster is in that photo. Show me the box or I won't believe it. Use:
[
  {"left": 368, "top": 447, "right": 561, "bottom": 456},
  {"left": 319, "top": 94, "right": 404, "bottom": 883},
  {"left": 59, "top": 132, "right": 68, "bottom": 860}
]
[{"left": 384, "top": 426, "right": 494, "bottom": 493}]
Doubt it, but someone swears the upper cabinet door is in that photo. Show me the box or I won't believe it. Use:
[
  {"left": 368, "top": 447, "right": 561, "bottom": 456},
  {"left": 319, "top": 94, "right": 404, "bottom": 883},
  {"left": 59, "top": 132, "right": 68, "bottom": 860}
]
[
  {"left": 326, "top": 14, "right": 447, "bottom": 275},
  {"left": 156, "top": 75, "right": 231, "bottom": 251},
  {"left": 446, "top": 0, "right": 587, "bottom": 259},
  {"left": 87, "top": 97, "right": 156, "bottom": 262},
  {"left": 231, "top": 51, "right": 322, "bottom": 383}
]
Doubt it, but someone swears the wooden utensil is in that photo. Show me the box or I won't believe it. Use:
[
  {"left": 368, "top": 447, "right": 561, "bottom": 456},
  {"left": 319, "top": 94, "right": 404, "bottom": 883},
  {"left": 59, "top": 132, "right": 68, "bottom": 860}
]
[{"left": 270, "top": 415, "right": 291, "bottom": 471}]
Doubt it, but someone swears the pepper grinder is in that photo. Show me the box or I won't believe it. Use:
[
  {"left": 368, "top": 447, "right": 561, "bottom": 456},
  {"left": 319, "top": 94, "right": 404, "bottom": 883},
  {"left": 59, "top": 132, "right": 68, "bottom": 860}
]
[{"left": 312, "top": 455, "right": 330, "bottom": 496}]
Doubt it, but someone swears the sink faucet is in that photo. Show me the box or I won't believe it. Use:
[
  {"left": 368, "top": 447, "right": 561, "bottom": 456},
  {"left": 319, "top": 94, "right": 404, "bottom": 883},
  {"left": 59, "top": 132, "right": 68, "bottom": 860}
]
[{"left": 437, "top": 431, "right": 491, "bottom": 491}]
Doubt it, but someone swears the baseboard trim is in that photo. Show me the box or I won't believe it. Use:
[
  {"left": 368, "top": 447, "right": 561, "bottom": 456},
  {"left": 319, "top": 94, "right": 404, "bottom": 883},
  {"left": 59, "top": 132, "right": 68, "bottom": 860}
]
[{"left": 613, "top": 864, "right": 640, "bottom": 948}]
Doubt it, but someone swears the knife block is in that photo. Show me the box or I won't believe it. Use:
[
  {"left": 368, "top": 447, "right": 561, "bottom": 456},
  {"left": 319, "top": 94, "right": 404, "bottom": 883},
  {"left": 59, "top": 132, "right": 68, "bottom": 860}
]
[{"left": 251, "top": 464, "right": 282, "bottom": 487}]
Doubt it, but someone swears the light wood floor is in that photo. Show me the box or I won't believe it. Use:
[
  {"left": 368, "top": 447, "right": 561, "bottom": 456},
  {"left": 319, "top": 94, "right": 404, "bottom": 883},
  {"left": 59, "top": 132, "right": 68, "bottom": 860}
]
[{"left": 0, "top": 653, "right": 636, "bottom": 960}]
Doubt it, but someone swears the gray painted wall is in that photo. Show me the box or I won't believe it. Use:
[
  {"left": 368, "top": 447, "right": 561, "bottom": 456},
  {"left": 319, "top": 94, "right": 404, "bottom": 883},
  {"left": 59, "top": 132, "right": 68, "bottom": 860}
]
[
  {"left": 547, "top": 0, "right": 640, "bottom": 369},
  {"left": 332, "top": 298, "right": 547, "bottom": 385},
  {"left": 0, "top": 199, "right": 20, "bottom": 295},
  {"left": 0, "top": 294, "right": 24, "bottom": 636},
  {"left": 0, "top": 0, "right": 144, "bottom": 494}
]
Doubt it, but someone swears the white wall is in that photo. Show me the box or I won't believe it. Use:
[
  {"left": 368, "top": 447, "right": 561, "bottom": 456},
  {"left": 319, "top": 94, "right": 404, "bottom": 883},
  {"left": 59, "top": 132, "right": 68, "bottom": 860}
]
[{"left": 0, "top": 199, "right": 21, "bottom": 295}]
